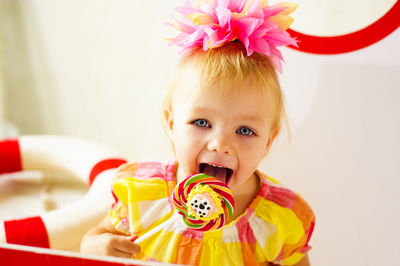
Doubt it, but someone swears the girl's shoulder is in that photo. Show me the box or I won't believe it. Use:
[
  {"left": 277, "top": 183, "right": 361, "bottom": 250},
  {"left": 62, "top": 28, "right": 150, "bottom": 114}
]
[
  {"left": 255, "top": 170, "right": 315, "bottom": 227},
  {"left": 248, "top": 171, "right": 315, "bottom": 264},
  {"left": 114, "top": 160, "right": 177, "bottom": 182}
]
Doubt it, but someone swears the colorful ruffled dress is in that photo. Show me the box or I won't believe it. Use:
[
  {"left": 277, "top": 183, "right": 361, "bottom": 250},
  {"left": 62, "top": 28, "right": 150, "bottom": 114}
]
[{"left": 109, "top": 161, "right": 315, "bottom": 265}]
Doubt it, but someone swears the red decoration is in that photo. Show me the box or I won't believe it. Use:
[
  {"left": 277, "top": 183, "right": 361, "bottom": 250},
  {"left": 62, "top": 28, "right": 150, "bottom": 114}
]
[
  {"left": 288, "top": 1, "right": 400, "bottom": 54},
  {"left": 0, "top": 245, "right": 143, "bottom": 266},
  {"left": 0, "top": 139, "right": 22, "bottom": 174},
  {"left": 88, "top": 158, "right": 127, "bottom": 186},
  {"left": 4, "top": 216, "right": 50, "bottom": 248}
]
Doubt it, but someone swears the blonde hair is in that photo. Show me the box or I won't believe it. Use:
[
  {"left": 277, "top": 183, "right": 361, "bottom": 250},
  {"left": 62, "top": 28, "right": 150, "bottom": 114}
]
[{"left": 163, "top": 41, "right": 287, "bottom": 135}]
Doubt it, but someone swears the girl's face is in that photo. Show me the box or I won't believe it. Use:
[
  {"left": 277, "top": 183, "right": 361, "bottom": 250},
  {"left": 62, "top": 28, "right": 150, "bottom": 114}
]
[{"left": 165, "top": 78, "right": 276, "bottom": 197}]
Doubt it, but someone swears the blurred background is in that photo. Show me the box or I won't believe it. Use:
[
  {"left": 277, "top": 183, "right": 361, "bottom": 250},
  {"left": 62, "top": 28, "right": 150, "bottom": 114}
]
[{"left": 0, "top": 0, "right": 399, "bottom": 265}]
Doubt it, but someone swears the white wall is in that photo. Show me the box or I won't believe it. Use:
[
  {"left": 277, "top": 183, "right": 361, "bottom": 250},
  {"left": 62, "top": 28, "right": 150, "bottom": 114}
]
[
  {"left": 1, "top": 0, "right": 181, "bottom": 158},
  {"left": 263, "top": 32, "right": 400, "bottom": 265},
  {"left": 1, "top": 0, "right": 399, "bottom": 265}
]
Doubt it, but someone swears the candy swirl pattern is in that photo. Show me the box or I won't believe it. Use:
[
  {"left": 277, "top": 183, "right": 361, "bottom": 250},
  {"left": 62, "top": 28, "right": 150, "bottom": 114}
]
[{"left": 172, "top": 173, "right": 235, "bottom": 231}]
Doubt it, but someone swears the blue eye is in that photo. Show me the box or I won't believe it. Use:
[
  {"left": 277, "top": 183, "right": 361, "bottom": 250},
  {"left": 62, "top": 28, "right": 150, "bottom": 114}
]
[
  {"left": 237, "top": 127, "right": 255, "bottom": 136},
  {"left": 193, "top": 119, "right": 210, "bottom": 128}
]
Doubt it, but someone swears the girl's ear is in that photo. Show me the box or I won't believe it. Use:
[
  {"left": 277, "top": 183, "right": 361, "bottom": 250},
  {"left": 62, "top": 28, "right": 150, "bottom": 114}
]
[
  {"left": 163, "top": 107, "right": 174, "bottom": 140},
  {"left": 264, "top": 129, "right": 278, "bottom": 157}
]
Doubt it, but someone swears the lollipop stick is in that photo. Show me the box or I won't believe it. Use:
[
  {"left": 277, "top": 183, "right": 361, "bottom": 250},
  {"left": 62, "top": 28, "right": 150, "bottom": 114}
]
[{"left": 133, "top": 215, "right": 180, "bottom": 244}]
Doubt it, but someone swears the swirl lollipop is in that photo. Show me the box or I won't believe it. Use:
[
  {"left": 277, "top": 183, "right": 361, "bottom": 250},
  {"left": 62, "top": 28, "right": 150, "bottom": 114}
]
[{"left": 172, "top": 173, "right": 235, "bottom": 231}]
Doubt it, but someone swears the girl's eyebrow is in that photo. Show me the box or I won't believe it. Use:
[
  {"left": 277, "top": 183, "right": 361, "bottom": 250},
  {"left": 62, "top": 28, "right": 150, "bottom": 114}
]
[
  {"left": 238, "top": 115, "right": 264, "bottom": 123},
  {"left": 189, "top": 106, "right": 215, "bottom": 116},
  {"left": 191, "top": 106, "right": 265, "bottom": 126},
  {"left": 237, "top": 115, "right": 266, "bottom": 128}
]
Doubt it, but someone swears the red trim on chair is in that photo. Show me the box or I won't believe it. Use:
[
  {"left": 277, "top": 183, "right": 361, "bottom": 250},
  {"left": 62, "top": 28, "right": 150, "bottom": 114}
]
[
  {"left": 88, "top": 158, "right": 127, "bottom": 186},
  {"left": 0, "top": 139, "right": 22, "bottom": 174},
  {"left": 4, "top": 216, "right": 50, "bottom": 248},
  {"left": 0, "top": 246, "right": 143, "bottom": 266}
]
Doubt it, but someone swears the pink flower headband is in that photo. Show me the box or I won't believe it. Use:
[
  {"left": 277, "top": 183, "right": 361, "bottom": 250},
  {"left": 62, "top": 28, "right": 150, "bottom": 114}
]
[{"left": 168, "top": 0, "right": 298, "bottom": 73}]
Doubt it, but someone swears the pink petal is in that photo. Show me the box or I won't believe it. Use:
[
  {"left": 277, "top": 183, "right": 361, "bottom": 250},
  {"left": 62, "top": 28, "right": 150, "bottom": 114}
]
[
  {"left": 250, "top": 38, "right": 270, "bottom": 56},
  {"left": 250, "top": 21, "right": 274, "bottom": 39},
  {"left": 217, "top": 29, "right": 235, "bottom": 44},
  {"left": 263, "top": 5, "right": 288, "bottom": 18},
  {"left": 236, "top": 17, "right": 263, "bottom": 36},
  {"left": 203, "top": 35, "right": 210, "bottom": 50},
  {"left": 246, "top": 0, "right": 263, "bottom": 18},
  {"left": 216, "top": 0, "right": 229, "bottom": 9},
  {"left": 204, "top": 27, "right": 218, "bottom": 46},
  {"left": 186, "top": 28, "right": 207, "bottom": 46},
  {"left": 269, "top": 46, "right": 284, "bottom": 73},
  {"left": 172, "top": 10, "right": 197, "bottom": 26},
  {"left": 260, "top": 20, "right": 278, "bottom": 32},
  {"left": 189, "top": 13, "right": 218, "bottom": 26},
  {"left": 273, "top": 58, "right": 282, "bottom": 73},
  {"left": 227, "top": 0, "right": 247, "bottom": 13},
  {"left": 168, "top": 33, "right": 187, "bottom": 47},
  {"left": 176, "top": 6, "right": 203, "bottom": 16},
  {"left": 238, "top": 35, "right": 250, "bottom": 51},
  {"left": 246, "top": 45, "right": 255, "bottom": 56},
  {"left": 272, "top": 2, "right": 297, "bottom": 16},
  {"left": 215, "top": 7, "right": 232, "bottom": 28},
  {"left": 169, "top": 17, "right": 196, "bottom": 33},
  {"left": 205, "top": 27, "right": 233, "bottom": 48},
  {"left": 201, "top": 3, "right": 216, "bottom": 14},
  {"left": 265, "top": 31, "right": 297, "bottom": 47}
]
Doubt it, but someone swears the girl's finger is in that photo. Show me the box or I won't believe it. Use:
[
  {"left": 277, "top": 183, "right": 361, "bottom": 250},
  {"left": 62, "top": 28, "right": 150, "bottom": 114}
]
[
  {"left": 111, "top": 249, "right": 134, "bottom": 258},
  {"left": 113, "top": 237, "right": 141, "bottom": 254}
]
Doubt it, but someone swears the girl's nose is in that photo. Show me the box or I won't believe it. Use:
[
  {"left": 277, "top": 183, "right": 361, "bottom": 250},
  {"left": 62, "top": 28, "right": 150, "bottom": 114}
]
[{"left": 207, "top": 132, "right": 233, "bottom": 155}]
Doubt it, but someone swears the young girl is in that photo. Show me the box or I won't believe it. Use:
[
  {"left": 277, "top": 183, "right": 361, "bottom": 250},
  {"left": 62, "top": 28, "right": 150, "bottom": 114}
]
[{"left": 80, "top": 1, "right": 315, "bottom": 265}]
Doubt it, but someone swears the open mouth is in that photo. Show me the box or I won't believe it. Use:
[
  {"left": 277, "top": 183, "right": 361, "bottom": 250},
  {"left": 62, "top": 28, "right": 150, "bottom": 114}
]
[{"left": 199, "top": 163, "right": 233, "bottom": 184}]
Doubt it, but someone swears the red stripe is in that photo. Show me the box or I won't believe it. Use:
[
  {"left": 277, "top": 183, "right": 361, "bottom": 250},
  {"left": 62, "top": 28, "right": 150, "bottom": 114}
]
[
  {"left": 88, "top": 158, "right": 127, "bottom": 186},
  {"left": 0, "top": 139, "right": 22, "bottom": 174},
  {"left": 111, "top": 189, "right": 118, "bottom": 204},
  {"left": 288, "top": 1, "right": 400, "bottom": 54},
  {"left": 305, "top": 221, "right": 315, "bottom": 247},
  {"left": 236, "top": 219, "right": 257, "bottom": 245},
  {"left": 265, "top": 185, "right": 298, "bottom": 209},
  {"left": 4, "top": 216, "right": 50, "bottom": 248}
]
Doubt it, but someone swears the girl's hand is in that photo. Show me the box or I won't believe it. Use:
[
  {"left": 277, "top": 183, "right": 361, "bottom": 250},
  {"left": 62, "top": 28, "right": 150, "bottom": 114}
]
[
  {"left": 80, "top": 215, "right": 140, "bottom": 258},
  {"left": 81, "top": 232, "right": 140, "bottom": 258}
]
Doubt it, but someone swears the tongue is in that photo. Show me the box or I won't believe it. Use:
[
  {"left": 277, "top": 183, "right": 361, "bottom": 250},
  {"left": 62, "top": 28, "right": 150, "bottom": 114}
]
[{"left": 203, "top": 164, "right": 227, "bottom": 183}]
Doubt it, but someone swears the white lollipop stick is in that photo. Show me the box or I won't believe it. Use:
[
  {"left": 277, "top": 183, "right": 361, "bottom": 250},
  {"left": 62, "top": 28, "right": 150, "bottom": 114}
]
[{"left": 133, "top": 215, "right": 180, "bottom": 244}]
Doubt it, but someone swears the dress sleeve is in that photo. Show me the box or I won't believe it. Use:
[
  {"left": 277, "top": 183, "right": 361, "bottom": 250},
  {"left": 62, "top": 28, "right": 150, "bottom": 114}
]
[
  {"left": 108, "top": 161, "right": 173, "bottom": 236},
  {"left": 271, "top": 195, "right": 315, "bottom": 265},
  {"left": 109, "top": 200, "right": 131, "bottom": 235},
  {"left": 255, "top": 189, "right": 315, "bottom": 265},
  {"left": 107, "top": 162, "right": 138, "bottom": 235},
  {"left": 108, "top": 163, "right": 137, "bottom": 235}
]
